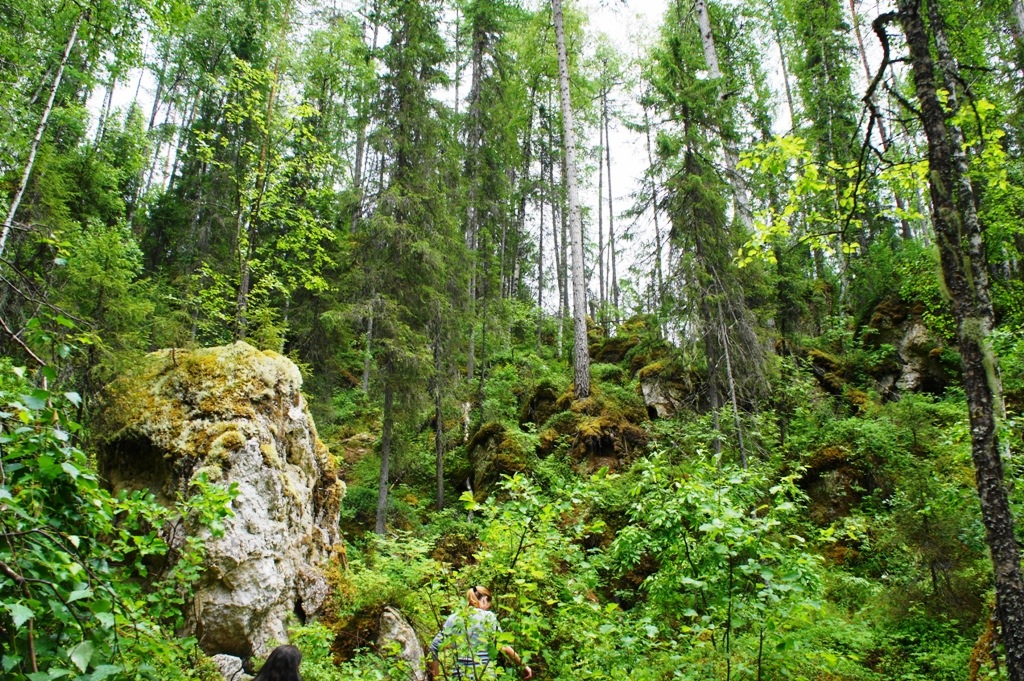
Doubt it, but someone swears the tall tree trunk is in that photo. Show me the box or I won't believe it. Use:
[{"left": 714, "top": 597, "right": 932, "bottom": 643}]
[
  {"left": 464, "top": 9, "right": 486, "bottom": 382},
  {"left": 375, "top": 382, "right": 395, "bottom": 534},
  {"left": 559, "top": 166, "right": 569, "bottom": 359},
  {"left": 0, "top": 10, "right": 85, "bottom": 260},
  {"left": 433, "top": 327, "right": 445, "bottom": 511},
  {"left": 537, "top": 178, "right": 545, "bottom": 351},
  {"left": 692, "top": 0, "right": 751, "bottom": 228},
  {"left": 767, "top": 0, "right": 798, "bottom": 128},
  {"left": 850, "top": 0, "right": 911, "bottom": 239},
  {"left": 351, "top": 0, "right": 380, "bottom": 233},
  {"left": 703, "top": 298, "right": 723, "bottom": 456},
  {"left": 719, "top": 300, "right": 746, "bottom": 467},
  {"left": 597, "top": 89, "right": 606, "bottom": 322},
  {"left": 362, "top": 310, "right": 373, "bottom": 393},
  {"left": 548, "top": 112, "right": 565, "bottom": 359},
  {"left": 604, "top": 90, "right": 618, "bottom": 313},
  {"left": 896, "top": 4, "right": 1024, "bottom": 676},
  {"left": 551, "top": 0, "right": 590, "bottom": 398},
  {"left": 643, "top": 105, "right": 665, "bottom": 318},
  {"left": 167, "top": 92, "right": 200, "bottom": 194},
  {"left": 695, "top": 0, "right": 721, "bottom": 77},
  {"left": 94, "top": 74, "right": 117, "bottom": 147}
]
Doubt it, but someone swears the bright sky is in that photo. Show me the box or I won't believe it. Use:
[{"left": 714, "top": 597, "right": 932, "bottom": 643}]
[{"left": 571, "top": 0, "right": 671, "bottom": 309}]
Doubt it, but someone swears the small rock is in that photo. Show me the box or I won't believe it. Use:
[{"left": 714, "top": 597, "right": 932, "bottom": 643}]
[
  {"left": 377, "top": 607, "right": 426, "bottom": 681},
  {"left": 211, "top": 654, "right": 249, "bottom": 681}
]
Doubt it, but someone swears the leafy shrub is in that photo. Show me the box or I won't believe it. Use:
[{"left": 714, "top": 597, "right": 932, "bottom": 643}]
[{"left": 0, "top": 363, "right": 235, "bottom": 680}]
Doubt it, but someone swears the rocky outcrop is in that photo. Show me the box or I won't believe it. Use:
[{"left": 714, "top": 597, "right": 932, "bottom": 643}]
[
  {"left": 894, "top": 320, "right": 947, "bottom": 393},
  {"left": 467, "top": 422, "right": 533, "bottom": 497},
  {"left": 95, "top": 342, "right": 345, "bottom": 660},
  {"left": 211, "top": 654, "right": 249, "bottom": 681},
  {"left": 639, "top": 379, "right": 684, "bottom": 419},
  {"left": 863, "top": 299, "right": 952, "bottom": 397},
  {"left": 377, "top": 607, "right": 426, "bottom": 681},
  {"left": 636, "top": 358, "right": 699, "bottom": 419}
]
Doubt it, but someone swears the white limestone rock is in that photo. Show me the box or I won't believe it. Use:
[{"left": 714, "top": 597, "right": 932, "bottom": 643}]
[
  {"left": 377, "top": 607, "right": 426, "bottom": 681},
  {"left": 96, "top": 342, "right": 346, "bottom": 659}
]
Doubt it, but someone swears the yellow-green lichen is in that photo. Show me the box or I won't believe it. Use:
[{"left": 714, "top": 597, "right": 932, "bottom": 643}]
[{"left": 261, "top": 441, "right": 283, "bottom": 469}]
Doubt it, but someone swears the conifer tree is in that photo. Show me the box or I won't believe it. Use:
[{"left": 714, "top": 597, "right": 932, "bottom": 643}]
[{"left": 362, "top": 0, "right": 461, "bottom": 534}]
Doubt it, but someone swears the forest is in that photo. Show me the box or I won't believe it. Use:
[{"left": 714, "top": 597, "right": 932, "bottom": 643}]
[{"left": 3, "top": 0, "right": 1024, "bottom": 678}]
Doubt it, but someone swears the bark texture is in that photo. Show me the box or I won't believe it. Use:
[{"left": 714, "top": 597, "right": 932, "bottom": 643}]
[
  {"left": 897, "top": 3, "right": 1024, "bottom": 677},
  {"left": 551, "top": 0, "right": 590, "bottom": 398}
]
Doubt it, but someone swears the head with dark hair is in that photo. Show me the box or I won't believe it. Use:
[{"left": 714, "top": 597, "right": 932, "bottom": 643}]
[{"left": 253, "top": 645, "right": 302, "bottom": 681}]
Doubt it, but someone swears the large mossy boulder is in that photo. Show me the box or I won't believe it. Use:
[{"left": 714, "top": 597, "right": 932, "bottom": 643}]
[{"left": 94, "top": 342, "right": 345, "bottom": 662}]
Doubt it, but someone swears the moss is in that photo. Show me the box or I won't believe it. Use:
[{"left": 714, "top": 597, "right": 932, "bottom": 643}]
[
  {"left": 593, "top": 332, "right": 641, "bottom": 364},
  {"left": 636, "top": 359, "right": 670, "bottom": 382},
  {"left": 592, "top": 362, "right": 627, "bottom": 385},
  {"left": 261, "top": 441, "right": 282, "bottom": 468},
  {"left": 95, "top": 342, "right": 341, "bottom": 534},
  {"left": 867, "top": 297, "right": 909, "bottom": 333},
  {"left": 518, "top": 379, "right": 563, "bottom": 426},
  {"left": 468, "top": 422, "right": 532, "bottom": 493},
  {"left": 844, "top": 387, "right": 876, "bottom": 415},
  {"left": 536, "top": 390, "right": 648, "bottom": 469},
  {"left": 806, "top": 348, "right": 848, "bottom": 394}
]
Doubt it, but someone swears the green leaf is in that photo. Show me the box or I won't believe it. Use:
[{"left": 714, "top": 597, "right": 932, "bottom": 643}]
[
  {"left": 70, "top": 640, "right": 95, "bottom": 672},
  {"left": 67, "top": 589, "right": 93, "bottom": 603},
  {"left": 64, "top": 392, "right": 82, "bottom": 407},
  {"left": 89, "top": 665, "right": 122, "bottom": 680},
  {"left": 3, "top": 654, "right": 22, "bottom": 672},
  {"left": 6, "top": 603, "right": 34, "bottom": 628},
  {"left": 21, "top": 393, "right": 47, "bottom": 410}
]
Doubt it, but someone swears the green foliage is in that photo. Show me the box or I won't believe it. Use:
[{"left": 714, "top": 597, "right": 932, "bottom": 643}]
[{"left": 0, "top": 363, "right": 236, "bottom": 680}]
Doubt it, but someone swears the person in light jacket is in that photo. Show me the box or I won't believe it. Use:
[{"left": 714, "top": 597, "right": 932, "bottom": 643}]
[{"left": 426, "top": 586, "right": 532, "bottom": 680}]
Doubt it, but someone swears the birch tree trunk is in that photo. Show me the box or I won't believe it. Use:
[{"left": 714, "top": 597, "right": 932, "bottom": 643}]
[
  {"left": 0, "top": 11, "right": 84, "bottom": 260},
  {"left": 896, "top": 3, "right": 1024, "bottom": 676},
  {"left": 551, "top": 0, "right": 590, "bottom": 398},
  {"left": 692, "top": 0, "right": 752, "bottom": 228}
]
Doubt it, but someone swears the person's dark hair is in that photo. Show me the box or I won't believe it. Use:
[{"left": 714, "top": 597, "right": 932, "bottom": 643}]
[{"left": 253, "top": 645, "right": 302, "bottom": 681}]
